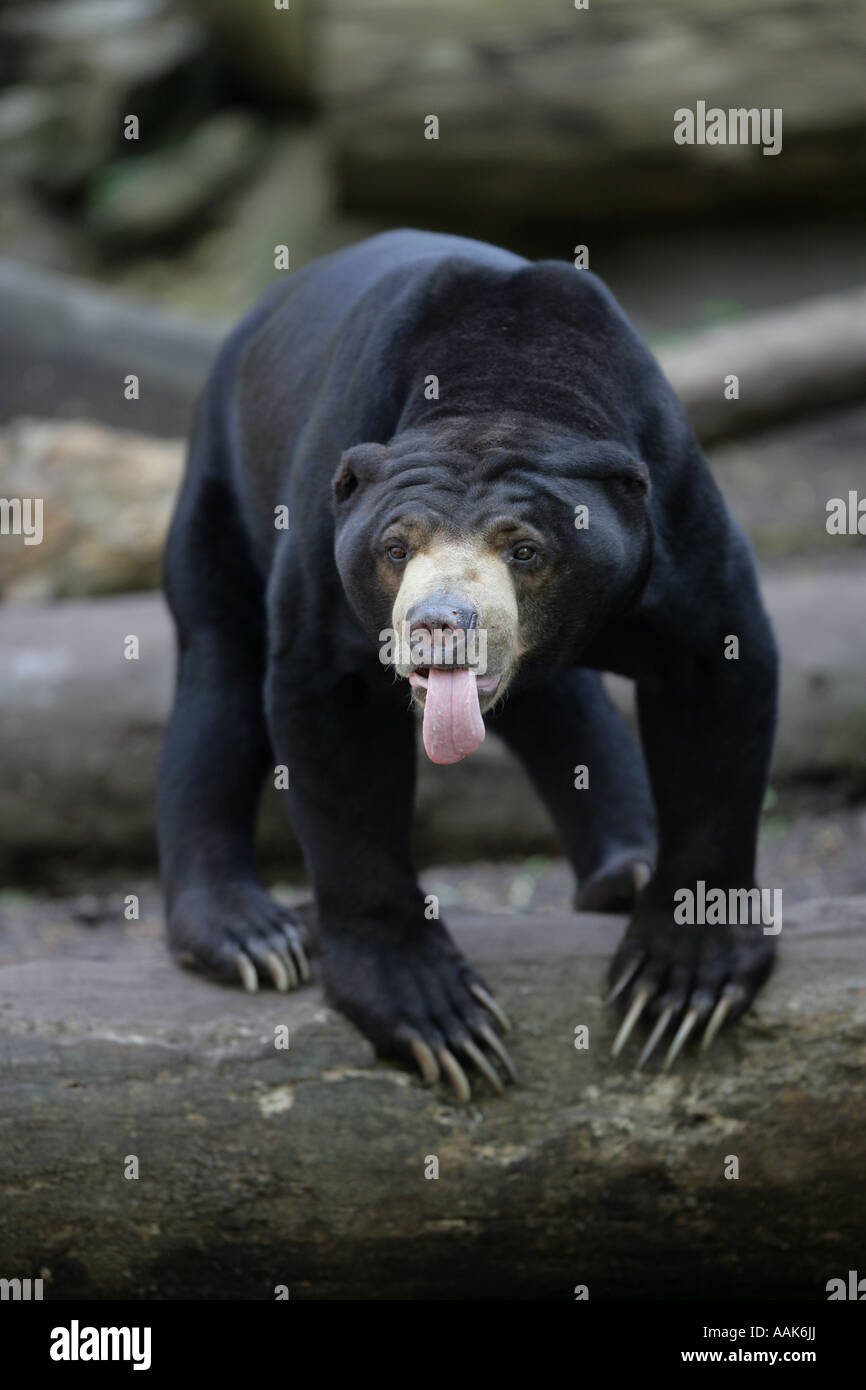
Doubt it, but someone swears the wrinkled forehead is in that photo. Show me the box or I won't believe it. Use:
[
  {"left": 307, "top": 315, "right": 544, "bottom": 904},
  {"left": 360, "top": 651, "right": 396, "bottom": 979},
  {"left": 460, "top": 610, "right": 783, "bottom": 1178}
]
[
  {"left": 373, "top": 416, "right": 595, "bottom": 530},
  {"left": 385, "top": 413, "right": 573, "bottom": 471}
]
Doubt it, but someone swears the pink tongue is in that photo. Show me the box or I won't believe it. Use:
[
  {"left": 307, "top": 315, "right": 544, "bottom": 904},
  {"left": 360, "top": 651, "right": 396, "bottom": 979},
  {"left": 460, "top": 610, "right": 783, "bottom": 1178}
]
[{"left": 422, "top": 667, "right": 486, "bottom": 765}]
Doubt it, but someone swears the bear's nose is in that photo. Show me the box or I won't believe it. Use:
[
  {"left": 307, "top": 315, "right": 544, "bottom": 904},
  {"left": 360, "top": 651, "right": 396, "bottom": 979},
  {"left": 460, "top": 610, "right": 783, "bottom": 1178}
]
[{"left": 406, "top": 593, "right": 479, "bottom": 636}]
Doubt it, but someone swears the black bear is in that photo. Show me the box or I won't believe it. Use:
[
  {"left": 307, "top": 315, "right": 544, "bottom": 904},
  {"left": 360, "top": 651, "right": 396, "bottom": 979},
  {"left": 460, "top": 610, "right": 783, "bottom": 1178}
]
[{"left": 158, "top": 230, "right": 778, "bottom": 1099}]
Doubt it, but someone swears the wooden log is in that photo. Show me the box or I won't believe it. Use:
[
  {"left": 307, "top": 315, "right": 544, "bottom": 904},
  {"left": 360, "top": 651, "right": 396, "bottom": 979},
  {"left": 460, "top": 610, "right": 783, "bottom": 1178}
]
[
  {"left": 658, "top": 288, "right": 866, "bottom": 445},
  {"left": 1, "top": 565, "right": 864, "bottom": 868},
  {"left": 321, "top": 0, "right": 866, "bottom": 226},
  {"left": 0, "top": 892, "right": 863, "bottom": 1299},
  {"left": 0, "top": 257, "right": 222, "bottom": 438},
  {"left": 3, "top": 258, "right": 866, "bottom": 451}
]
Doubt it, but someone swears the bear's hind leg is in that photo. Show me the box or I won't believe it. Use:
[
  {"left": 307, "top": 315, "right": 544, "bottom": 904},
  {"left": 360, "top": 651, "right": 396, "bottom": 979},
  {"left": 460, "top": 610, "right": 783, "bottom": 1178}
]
[{"left": 487, "top": 668, "right": 656, "bottom": 913}]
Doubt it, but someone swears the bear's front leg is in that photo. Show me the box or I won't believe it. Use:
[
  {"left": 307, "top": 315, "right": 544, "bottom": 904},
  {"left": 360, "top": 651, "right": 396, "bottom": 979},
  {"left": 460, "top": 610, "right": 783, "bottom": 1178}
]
[
  {"left": 266, "top": 666, "right": 516, "bottom": 1100},
  {"left": 609, "top": 599, "right": 779, "bottom": 1069}
]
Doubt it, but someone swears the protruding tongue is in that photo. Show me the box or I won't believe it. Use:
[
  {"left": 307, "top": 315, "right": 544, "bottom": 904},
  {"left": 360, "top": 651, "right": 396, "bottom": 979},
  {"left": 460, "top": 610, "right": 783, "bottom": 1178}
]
[{"left": 422, "top": 667, "right": 485, "bottom": 764}]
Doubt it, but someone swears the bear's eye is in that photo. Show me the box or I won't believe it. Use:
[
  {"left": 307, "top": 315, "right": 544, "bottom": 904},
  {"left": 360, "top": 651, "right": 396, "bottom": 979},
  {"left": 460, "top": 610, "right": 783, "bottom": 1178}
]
[
  {"left": 512, "top": 542, "right": 537, "bottom": 563},
  {"left": 386, "top": 542, "right": 408, "bottom": 563}
]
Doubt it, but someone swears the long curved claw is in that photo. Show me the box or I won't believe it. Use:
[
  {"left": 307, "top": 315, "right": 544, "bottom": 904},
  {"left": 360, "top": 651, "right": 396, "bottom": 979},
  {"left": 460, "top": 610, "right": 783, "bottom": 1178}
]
[
  {"left": 470, "top": 984, "right": 511, "bottom": 1034},
  {"left": 460, "top": 1038, "right": 506, "bottom": 1095},
  {"left": 606, "top": 955, "right": 644, "bottom": 1005},
  {"left": 276, "top": 946, "right": 300, "bottom": 990},
  {"left": 635, "top": 1005, "right": 675, "bottom": 1071},
  {"left": 235, "top": 952, "right": 258, "bottom": 993},
  {"left": 437, "top": 1047, "right": 472, "bottom": 1103},
  {"left": 290, "top": 939, "right": 311, "bottom": 985},
  {"left": 265, "top": 950, "right": 291, "bottom": 992},
  {"left": 700, "top": 994, "right": 734, "bottom": 1052},
  {"left": 478, "top": 1023, "right": 519, "bottom": 1083},
  {"left": 633, "top": 861, "right": 652, "bottom": 892},
  {"left": 611, "top": 986, "right": 651, "bottom": 1057},
  {"left": 663, "top": 1007, "right": 700, "bottom": 1070},
  {"left": 409, "top": 1037, "right": 440, "bottom": 1085}
]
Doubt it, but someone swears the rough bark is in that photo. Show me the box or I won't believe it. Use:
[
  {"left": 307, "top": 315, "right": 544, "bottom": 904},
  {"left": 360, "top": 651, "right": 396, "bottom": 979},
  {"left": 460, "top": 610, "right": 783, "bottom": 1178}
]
[{"left": 0, "top": 893, "right": 863, "bottom": 1300}]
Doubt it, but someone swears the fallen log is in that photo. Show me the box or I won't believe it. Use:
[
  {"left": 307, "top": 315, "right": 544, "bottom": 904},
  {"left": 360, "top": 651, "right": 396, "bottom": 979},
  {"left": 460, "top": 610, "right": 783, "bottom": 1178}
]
[
  {"left": 3, "top": 258, "right": 866, "bottom": 447},
  {"left": 0, "top": 258, "right": 221, "bottom": 438},
  {"left": 0, "top": 893, "right": 863, "bottom": 1299},
  {"left": 658, "top": 288, "right": 866, "bottom": 445},
  {"left": 1, "top": 565, "right": 864, "bottom": 869},
  {"left": 321, "top": 0, "right": 866, "bottom": 228}
]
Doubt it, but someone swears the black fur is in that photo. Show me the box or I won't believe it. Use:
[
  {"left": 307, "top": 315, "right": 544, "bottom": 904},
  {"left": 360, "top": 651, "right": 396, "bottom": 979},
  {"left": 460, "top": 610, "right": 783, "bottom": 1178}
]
[{"left": 158, "top": 231, "right": 778, "bottom": 1078}]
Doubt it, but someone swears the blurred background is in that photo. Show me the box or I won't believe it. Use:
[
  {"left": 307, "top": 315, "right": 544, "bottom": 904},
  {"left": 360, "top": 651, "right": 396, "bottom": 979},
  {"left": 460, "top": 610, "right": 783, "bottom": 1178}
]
[{"left": 1, "top": 0, "right": 865, "bottom": 918}]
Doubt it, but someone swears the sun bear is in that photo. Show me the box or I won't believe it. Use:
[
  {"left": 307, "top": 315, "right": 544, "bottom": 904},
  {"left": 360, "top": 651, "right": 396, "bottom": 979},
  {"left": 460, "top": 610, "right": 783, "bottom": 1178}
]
[{"left": 157, "top": 230, "right": 778, "bottom": 1099}]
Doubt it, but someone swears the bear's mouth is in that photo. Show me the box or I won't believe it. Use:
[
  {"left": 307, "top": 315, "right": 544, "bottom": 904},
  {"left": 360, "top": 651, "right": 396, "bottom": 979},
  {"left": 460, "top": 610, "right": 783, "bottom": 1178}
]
[
  {"left": 407, "top": 667, "right": 503, "bottom": 766},
  {"left": 408, "top": 667, "right": 501, "bottom": 696}
]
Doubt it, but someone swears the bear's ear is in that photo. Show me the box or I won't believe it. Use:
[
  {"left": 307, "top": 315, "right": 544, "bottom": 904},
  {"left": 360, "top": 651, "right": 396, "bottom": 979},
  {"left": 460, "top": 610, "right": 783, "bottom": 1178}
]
[{"left": 332, "top": 442, "right": 390, "bottom": 505}]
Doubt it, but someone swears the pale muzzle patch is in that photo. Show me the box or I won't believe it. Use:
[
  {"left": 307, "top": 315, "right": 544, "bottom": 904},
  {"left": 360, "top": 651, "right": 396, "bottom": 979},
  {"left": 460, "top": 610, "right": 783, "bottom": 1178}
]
[
  {"left": 391, "top": 539, "right": 520, "bottom": 684},
  {"left": 387, "top": 537, "right": 522, "bottom": 763}
]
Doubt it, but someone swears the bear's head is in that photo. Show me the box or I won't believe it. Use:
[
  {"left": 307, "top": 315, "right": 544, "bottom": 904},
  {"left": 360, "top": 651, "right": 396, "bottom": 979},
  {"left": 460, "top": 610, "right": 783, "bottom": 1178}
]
[{"left": 332, "top": 412, "right": 652, "bottom": 764}]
